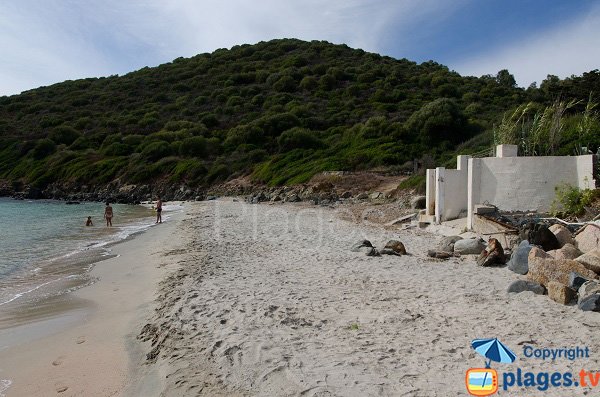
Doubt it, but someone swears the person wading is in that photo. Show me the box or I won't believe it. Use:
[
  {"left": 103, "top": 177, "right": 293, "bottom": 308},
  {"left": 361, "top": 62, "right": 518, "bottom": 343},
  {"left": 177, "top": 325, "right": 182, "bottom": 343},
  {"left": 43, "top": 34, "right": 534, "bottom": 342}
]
[
  {"left": 156, "top": 196, "right": 163, "bottom": 224},
  {"left": 104, "top": 202, "right": 113, "bottom": 227}
]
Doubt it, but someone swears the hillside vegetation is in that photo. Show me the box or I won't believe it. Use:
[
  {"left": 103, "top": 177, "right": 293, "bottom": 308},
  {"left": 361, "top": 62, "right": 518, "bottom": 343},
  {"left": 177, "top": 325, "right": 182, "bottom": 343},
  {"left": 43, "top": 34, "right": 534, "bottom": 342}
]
[{"left": 0, "top": 38, "right": 598, "bottom": 193}]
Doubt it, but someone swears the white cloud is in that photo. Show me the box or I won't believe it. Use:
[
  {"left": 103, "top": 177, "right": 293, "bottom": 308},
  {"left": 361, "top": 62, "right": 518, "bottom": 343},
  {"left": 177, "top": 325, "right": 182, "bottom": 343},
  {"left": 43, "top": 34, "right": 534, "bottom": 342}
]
[{"left": 451, "top": 4, "right": 600, "bottom": 87}]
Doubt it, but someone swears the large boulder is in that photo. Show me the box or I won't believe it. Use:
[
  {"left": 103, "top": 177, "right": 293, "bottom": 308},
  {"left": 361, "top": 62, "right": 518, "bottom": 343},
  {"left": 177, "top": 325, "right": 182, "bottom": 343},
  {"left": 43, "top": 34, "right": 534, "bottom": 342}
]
[
  {"left": 528, "top": 247, "right": 596, "bottom": 287},
  {"left": 454, "top": 238, "right": 485, "bottom": 255},
  {"left": 548, "top": 243, "right": 582, "bottom": 260},
  {"left": 437, "top": 236, "right": 462, "bottom": 253},
  {"left": 506, "top": 280, "right": 545, "bottom": 295},
  {"left": 507, "top": 240, "right": 534, "bottom": 275},
  {"left": 549, "top": 224, "right": 575, "bottom": 247},
  {"left": 384, "top": 240, "right": 407, "bottom": 255},
  {"left": 578, "top": 281, "right": 600, "bottom": 304},
  {"left": 547, "top": 281, "right": 576, "bottom": 305},
  {"left": 575, "top": 225, "right": 600, "bottom": 253},
  {"left": 574, "top": 249, "right": 600, "bottom": 274}
]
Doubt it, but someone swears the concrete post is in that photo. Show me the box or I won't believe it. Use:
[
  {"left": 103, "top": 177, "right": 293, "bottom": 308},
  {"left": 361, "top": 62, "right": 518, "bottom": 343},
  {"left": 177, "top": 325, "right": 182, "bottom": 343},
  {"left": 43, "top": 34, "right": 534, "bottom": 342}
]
[
  {"left": 435, "top": 167, "right": 445, "bottom": 224},
  {"left": 425, "top": 169, "right": 436, "bottom": 216},
  {"left": 467, "top": 158, "right": 480, "bottom": 230},
  {"left": 457, "top": 155, "right": 470, "bottom": 171},
  {"left": 496, "top": 144, "right": 518, "bottom": 158}
]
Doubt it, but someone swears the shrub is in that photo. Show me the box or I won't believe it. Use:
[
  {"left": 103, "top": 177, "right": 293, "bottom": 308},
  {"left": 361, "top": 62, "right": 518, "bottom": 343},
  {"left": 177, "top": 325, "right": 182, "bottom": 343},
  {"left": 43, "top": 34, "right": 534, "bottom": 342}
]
[
  {"left": 179, "top": 136, "right": 207, "bottom": 157},
  {"left": 551, "top": 183, "right": 599, "bottom": 217},
  {"left": 49, "top": 126, "right": 82, "bottom": 145},
  {"left": 31, "top": 139, "right": 57, "bottom": 159},
  {"left": 277, "top": 128, "right": 323, "bottom": 151},
  {"left": 141, "top": 141, "right": 171, "bottom": 161}
]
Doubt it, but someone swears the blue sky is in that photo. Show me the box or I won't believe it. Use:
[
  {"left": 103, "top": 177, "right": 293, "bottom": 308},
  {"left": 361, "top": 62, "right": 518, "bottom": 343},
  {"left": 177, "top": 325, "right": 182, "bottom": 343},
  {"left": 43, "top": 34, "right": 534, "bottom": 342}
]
[{"left": 1, "top": 0, "right": 599, "bottom": 96}]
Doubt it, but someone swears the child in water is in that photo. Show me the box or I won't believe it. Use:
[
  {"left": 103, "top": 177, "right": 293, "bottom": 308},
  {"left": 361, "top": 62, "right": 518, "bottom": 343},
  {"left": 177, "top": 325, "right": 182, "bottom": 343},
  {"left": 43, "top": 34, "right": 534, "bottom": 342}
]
[{"left": 86, "top": 216, "right": 93, "bottom": 226}]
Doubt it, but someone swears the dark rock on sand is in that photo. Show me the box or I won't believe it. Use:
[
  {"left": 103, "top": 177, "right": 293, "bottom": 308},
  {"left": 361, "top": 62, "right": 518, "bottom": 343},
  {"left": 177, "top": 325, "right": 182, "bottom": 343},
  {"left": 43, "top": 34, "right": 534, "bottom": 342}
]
[
  {"left": 351, "top": 239, "right": 373, "bottom": 252},
  {"left": 569, "top": 272, "right": 591, "bottom": 291},
  {"left": 579, "top": 294, "right": 600, "bottom": 312},
  {"left": 507, "top": 240, "right": 533, "bottom": 275}
]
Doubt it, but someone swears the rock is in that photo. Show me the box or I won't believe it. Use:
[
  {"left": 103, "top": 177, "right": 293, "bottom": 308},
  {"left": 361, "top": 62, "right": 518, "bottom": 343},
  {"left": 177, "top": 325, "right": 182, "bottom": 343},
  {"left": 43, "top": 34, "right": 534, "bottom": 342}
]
[
  {"left": 578, "top": 280, "right": 600, "bottom": 304},
  {"left": 575, "top": 224, "right": 600, "bottom": 253},
  {"left": 528, "top": 252, "right": 597, "bottom": 287},
  {"left": 578, "top": 294, "right": 600, "bottom": 312},
  {"left": 285, "top": 194, "right": 300, "bottom": 202},
  {"left": 548, "top": 243, "right": 582, "bottom": 260},
  {"left": 410, "top": 195, "right": 426, "bottom": 209},
  {"left": 384, "top": 240, "right": 406, "bottom": 255},
  {"left": 351, "top": 239, "right": 373, "bottom": 252},
  {"left": 507, "top": 280, "right": 545, "bottom": 295},
  {"left": 522, "top": 223, "right": 560, "bottom": 251},
  {"left": 476, "top": 238, "right": 506, "bottom": 267},
  {"left": 437, "top": 236, "right": 462, "bottom": 253},
  {"left": 568, "top": 272, "right": 591, "bottom": 291},
  {"left": 453, "top": 238, "right": 485, "bottom": 255},
  {"left": 378, "top": 248, "right": 401, "bottom": 256},
  {"left": 366, "top": 247, "right": 381, "bottom": 257},
  {"left": 549, "top": 224, "right": 575, "bottom": 247},
  {"left": 507, "top": 240, "right": 534, "bottom": 275},
  {"left": 547, "top": 281, "right": 576, "bottom": 305},
  {"left": 370, "top": 191, "right": 383, "bottom": 200},
  {"left": 340, "top": 191, "right": 352, "bottom": 199},
  {"left": 356, "top": 192, "right": 369, "bottom": 200},
  {"left": 427, "top": 250, "right": 452, "bottom": 259},
  {"left": 574, "top": 249, "right": 600, "bottom": 274}
]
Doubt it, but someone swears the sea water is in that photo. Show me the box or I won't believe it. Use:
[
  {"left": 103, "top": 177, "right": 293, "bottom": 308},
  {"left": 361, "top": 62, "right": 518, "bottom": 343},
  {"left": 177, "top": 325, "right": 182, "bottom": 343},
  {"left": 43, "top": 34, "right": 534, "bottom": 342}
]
[{"left": 0, "top": 198, "right": 164, "bottom": 308}]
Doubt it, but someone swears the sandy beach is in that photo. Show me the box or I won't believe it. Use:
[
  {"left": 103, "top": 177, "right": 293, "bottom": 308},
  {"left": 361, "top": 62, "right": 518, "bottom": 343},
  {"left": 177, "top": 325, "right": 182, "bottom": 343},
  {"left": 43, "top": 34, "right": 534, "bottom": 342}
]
[
  {"left": 2, "top": 199, "right": 600, "bottom": 396},
  {"left": 138, "top": 200, "right": 600, "bottom": 396}
]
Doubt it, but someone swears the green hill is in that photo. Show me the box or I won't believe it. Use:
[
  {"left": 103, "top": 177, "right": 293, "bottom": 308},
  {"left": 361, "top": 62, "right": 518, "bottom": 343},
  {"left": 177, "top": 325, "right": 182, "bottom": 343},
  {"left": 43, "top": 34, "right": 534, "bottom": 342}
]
[{"left": 0, "top": 38, "right": 598, "bottom": 199}]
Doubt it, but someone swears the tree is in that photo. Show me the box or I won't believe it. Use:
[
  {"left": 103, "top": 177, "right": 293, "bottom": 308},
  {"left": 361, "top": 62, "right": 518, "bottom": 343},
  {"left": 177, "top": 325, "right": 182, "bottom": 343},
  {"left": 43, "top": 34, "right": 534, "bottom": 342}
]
[
  {"left": 496, "top": 69, "right": 516, "bottom": 88},
  {"left": 405, "top": 98, "right": 468, "bottom": 144}
]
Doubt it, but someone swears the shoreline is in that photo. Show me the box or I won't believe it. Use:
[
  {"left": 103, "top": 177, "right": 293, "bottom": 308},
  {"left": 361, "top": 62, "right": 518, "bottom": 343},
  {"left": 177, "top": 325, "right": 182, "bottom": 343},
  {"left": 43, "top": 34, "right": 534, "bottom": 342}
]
[{"left": 0, "top": 204, "right": 186, "bottom": 396}]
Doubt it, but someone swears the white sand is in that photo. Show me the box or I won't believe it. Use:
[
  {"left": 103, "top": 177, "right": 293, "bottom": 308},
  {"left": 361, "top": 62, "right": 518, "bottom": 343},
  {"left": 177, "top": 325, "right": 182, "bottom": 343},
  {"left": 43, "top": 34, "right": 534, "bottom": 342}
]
[{"left": 141, "top": 200, "right": 600, "bottom": 396}]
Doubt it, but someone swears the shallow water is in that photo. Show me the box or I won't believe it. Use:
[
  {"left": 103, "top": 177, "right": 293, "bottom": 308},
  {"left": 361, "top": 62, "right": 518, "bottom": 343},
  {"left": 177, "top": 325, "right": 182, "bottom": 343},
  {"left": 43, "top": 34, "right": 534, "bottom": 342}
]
[{"left": 0, "top": 198, "right": 163, "bottom": 307}]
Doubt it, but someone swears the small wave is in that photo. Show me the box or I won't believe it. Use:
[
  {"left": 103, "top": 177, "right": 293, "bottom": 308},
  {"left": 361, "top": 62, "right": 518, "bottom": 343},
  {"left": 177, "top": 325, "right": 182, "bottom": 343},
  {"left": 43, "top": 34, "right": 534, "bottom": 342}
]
[{"left": 0, "top": 279, "right": 59, "bottom": 306}]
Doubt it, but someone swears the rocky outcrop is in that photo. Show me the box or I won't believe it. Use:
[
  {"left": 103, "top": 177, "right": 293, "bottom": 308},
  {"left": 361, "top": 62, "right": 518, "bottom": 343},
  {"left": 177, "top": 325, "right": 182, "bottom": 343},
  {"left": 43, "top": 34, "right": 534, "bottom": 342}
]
[
  {"left": 527, "top": 247, "right": 597, "bottom": 287},
  {"left": 548, "top": 243, "right": 582, "bottom": 260}
]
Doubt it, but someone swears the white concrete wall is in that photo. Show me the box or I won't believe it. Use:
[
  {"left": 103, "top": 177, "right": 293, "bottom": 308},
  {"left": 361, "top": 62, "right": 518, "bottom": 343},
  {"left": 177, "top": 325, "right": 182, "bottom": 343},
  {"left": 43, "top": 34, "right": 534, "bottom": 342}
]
[
  {"left": 426, "top": 152, "right": 595, "bottom": 228},
  {"left": 441, "top": 169, "right": 468, "bottom": 221},
  {"left": 467, "top": 154, "right": 596, "bottom": 228}
]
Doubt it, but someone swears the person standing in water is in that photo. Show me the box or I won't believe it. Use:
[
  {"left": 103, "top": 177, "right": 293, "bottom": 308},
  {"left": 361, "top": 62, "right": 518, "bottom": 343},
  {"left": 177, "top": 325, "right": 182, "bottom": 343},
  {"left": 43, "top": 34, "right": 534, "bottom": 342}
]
[
  {"left": 86, "top": 216, "right": 93, "bottom": 226},
  {"left": 104, "top": 202, "right": 113, "bottom": 227},
  {"left": 156, "top": 196, "right": 163, "bottom": 224}
]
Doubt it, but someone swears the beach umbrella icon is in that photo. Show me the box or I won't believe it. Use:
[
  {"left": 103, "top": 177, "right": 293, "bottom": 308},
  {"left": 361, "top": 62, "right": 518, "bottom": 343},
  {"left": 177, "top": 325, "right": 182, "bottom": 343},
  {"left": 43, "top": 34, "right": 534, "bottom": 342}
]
[
  {"left": 471, "top": 338, "right": 517, "bottom": 391},
  {"left": 471, "top": 338, "right": 517, "bottom": 367}
]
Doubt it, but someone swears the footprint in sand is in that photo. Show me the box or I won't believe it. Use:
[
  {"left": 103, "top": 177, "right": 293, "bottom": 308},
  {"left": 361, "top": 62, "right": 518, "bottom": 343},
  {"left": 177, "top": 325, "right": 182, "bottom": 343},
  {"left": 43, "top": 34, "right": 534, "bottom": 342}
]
[
  {"left": 52, "top": 356, "right": 65, "bottom": 366},
  {"left": 76, "top": 336, "right": 86, "bottom": 345},
  {"left": 56, "top": 384, "right": 68, "bottom": 393}
]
